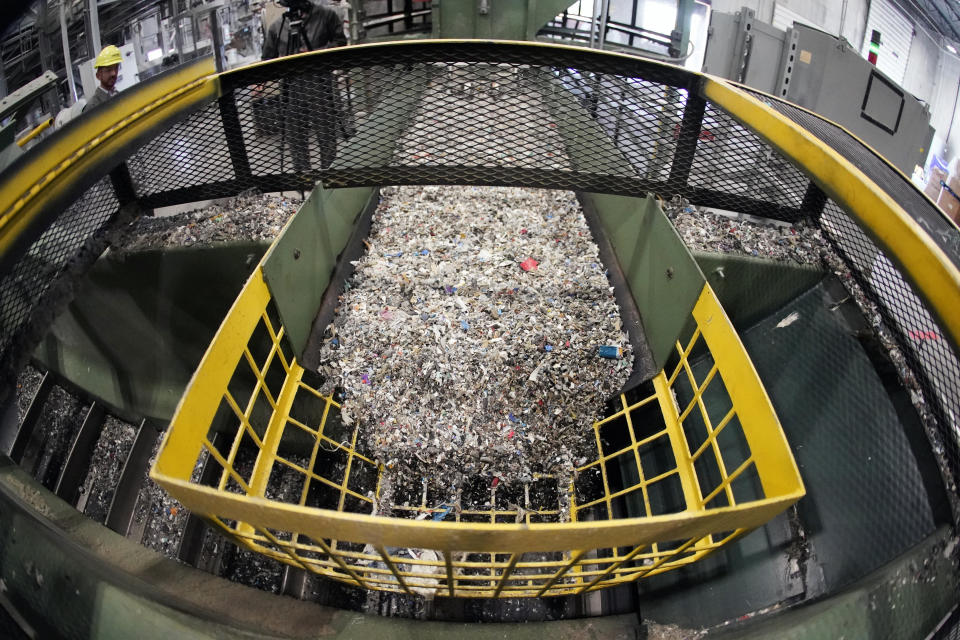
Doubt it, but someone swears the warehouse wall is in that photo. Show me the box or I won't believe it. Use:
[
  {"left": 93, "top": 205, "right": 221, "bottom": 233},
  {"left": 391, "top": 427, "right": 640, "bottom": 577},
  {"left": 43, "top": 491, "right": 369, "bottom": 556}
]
[
  {"left": 931, "top": 52, "right": 960, "bottom": 160},
  {"left": 709, "top": 0, "right": 868, "bottom": 46},
  {"left": 904, "top": 26, "right": 940, "bottom": 107}
]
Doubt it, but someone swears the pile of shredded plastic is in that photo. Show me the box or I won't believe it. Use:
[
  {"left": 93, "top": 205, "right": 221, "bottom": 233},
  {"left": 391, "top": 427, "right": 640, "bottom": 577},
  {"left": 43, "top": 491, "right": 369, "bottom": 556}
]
[{"left": 317, "top": 185, "right": 633, "bottom": 507}]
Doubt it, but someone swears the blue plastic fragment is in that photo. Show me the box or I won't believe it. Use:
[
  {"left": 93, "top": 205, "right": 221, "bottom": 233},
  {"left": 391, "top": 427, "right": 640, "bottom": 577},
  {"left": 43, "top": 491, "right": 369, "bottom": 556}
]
[
  {"left": 432, "top": 505, "right": 452, "bottom": 521},
  {"left": 461, "top": 320, "right": 470, "bottom": 330},
  {"left": 598, "top": 345, "right": 622, "bottom": 359},
  {"left": 544, "top": 344, "right": 553, "bottom": 352}
]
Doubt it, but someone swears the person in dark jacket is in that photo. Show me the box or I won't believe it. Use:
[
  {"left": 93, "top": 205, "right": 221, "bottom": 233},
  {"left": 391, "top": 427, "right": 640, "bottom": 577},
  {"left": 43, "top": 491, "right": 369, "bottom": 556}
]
[
  {"left": 83, "top": 45, "right": 122, "bottom": 112},
  {"left": 262, "top": 0, "right": 346, "bottom": 172}
]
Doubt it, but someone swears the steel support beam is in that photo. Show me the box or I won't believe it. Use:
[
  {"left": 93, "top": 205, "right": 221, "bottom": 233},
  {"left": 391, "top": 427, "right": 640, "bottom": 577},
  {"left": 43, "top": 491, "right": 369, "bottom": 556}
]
[
  {"left": 59, "top": 0, "right": 77, "bottom": 102},
  {"left": 597, "top": 0, "right": 610, "bottom": 49},
  {"left": 671, "top": 0, "right": 695, "bottom": 58},
  {"left": 87, "top": 0, "right": 102, "bottom": 59}
]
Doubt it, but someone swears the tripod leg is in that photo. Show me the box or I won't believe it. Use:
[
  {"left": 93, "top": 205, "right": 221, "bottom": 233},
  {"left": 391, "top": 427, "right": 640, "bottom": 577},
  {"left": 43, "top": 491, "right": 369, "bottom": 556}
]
[
  {"left": 279, "top": 87, "right": 288, "bottom": 174},
  {"left": 336, "top": 72, "right": 357, "bottom": 139},
  {"left": 288, "top": 85, "right": 311, "bottom": 172},
  {"left": 318, "top": 75, "right": 338, "bottom": 169}
]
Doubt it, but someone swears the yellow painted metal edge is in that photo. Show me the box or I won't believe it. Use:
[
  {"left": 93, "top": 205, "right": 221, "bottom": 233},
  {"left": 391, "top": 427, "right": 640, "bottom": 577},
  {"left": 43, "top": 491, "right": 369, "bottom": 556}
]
[
  {"left": 728, "top": 81, "right": 958, "bottom": 232},
  {"left": 731, "top": 81, "right": 960, "bottom": 232},
  {"left": 0, "top": 57, "right": 217, "bottom": 257},
  {"left": 152, "top": 268, "right": 271, "bottom": 481},
  {"left": 152, "top": 236, "right": 802, "bottom": 556},
  {"left": 248, "top": 366, "right": 304, "bottom": 497},
  {"left": 703, "top": 77, "right": 960, "bottom": 350},
  {"left": 692, "top": 283, "right": 804, "bottom": 499},
  {"left": 220, "top": 37, "right": 690, "bottom": 79},
  {"left": 16, "top": 118, "right": 52, "bottom": 147},
  {"left": 150, "top": 475, "right": 797, "bottom": 553},
  {"left": 653, "top": 371, "right": 702, "bottom": 510}
]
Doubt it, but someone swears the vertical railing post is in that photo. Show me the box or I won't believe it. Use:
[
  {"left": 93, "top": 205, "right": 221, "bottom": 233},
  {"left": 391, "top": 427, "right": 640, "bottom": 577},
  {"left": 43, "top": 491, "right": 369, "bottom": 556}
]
[
  {"left": 667, "top": 89, "right": 707, "bottom": 197},
  {"left": 800, "top": 180, "right": 828, "bottom": 221},
  {"left": 109, "top": 163, "right": 139, "bottom": 210},
  {"left": 219, "top": 88, "right": 254, "bottom": 185}
]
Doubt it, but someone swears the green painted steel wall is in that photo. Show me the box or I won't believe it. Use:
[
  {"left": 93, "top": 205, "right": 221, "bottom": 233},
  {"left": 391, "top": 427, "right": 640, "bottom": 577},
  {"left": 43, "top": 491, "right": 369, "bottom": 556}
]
[
  {"left": 584, "top": 192, "right": 706, "bottom": 372},
  {"left": 433, "top": 0, "right": 573, "bottom": 40},
  {"left": 261, "top": 186, "right": 376, "bottom": 359},
  {"left": 33, "top": 242, "right": 268, "bottom": 421},
  {"left": 695, "top": 252, "right": 824, "bottom": 330}
]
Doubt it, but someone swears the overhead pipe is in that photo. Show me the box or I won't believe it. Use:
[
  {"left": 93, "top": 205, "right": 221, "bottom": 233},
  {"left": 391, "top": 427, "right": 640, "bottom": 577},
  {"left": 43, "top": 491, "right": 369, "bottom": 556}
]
[{"left": 88, "top": 0, "right": 102, "bottom": 57}]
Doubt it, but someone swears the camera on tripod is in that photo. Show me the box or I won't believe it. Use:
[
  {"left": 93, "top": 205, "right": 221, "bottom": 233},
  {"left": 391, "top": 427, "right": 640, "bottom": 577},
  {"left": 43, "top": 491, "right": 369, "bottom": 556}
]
[{"left": 278, "top": 0, "right": 312, "bottom": 15}]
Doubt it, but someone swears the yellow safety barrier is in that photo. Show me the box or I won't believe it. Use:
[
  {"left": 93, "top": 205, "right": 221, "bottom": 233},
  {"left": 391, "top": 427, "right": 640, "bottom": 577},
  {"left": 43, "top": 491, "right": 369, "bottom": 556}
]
[
  {"left": 152, "top": 261, "right": 803, "bottom": 598},
  {"left": 703, "top": 77, "right": 960, "bottom": 350},
  {"left": 0, "top": 57, "right": 216, "bottom": 260},
  {"left": 16, "top": 118, "right": 52, "bottom": 147}
]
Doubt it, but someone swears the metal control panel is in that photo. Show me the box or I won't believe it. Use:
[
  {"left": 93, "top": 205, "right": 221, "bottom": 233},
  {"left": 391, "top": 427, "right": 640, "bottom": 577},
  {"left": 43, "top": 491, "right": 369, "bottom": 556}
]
[{"left": 704, "top": 8, "right": 934, "bottom": 174}]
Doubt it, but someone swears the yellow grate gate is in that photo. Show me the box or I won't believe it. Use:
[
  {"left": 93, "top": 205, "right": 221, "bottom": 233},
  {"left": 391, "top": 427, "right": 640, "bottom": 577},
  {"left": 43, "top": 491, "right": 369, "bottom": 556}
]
[{"left": 152, "top": 263, "right": 804, "bottom": 599}]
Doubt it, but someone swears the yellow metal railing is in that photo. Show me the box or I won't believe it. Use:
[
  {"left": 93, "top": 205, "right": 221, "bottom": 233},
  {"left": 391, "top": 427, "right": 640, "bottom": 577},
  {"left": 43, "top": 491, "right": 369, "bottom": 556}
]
[
  {"left": 702, "top": 77, "right": 960, "bottom": 350},
  {"left": 0, "top": 57, "right": 216, "bottom": 259},
  {"left": 16, "top": 118, "right": 52, "bottom": 147},
  {"left": 152, "top": 263, "right": 803, "bottom": 598}
]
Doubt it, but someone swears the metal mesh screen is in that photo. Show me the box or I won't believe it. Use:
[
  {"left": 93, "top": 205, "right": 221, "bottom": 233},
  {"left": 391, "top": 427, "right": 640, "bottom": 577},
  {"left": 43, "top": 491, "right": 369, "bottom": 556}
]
[
  {"left": 0, "top": 178, "right": 119, "bottom": 390},
  {"left": 689, "top": 103, "right": 811, "bottom": 221},
  {"left": 819, "top": 200, "right": 960, "bottom": 503},
  {"left": 129, "top": 44, "right": 822, "bottom": 226},
  {"left": 735, "top": 90, "right": 960, "bottom": 512},
  {"left": 129, "top": 101, "right": 234, "bottom": 198},
  {"left": 749, "top": 89, "right": 960, "bottom": 268}
]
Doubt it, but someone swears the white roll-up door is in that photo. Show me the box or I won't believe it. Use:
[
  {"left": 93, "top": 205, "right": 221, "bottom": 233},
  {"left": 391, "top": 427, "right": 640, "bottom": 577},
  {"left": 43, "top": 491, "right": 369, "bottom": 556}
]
[{"left": 861, "top": 0, "right": 914, "bottom": 86}]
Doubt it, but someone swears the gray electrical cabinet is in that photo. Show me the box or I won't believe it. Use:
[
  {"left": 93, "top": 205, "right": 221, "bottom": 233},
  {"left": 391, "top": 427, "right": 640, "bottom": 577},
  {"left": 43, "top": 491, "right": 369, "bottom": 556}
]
[{"left": 703, "top": 8, "right": 934, "bottom": 174}]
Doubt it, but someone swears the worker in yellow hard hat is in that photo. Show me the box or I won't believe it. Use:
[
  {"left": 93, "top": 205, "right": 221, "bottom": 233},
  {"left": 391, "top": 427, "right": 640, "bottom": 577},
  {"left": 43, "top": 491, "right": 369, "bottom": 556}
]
[{"left": 83, "top": 45, "right": 122, "bottom": 112}]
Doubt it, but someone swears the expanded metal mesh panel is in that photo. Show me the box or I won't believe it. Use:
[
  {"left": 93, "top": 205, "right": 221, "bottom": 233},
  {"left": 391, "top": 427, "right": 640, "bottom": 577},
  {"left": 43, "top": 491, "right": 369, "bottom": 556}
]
[
  {"left": 0, "top": 179, "right": 119, "bottom": 382},
  {"left": 396, "top": 65, "right": 573, "bottom": 172},
  {"left": 129, "top": 100, "right": 235, "bottom": 200},
  {"left": 689, "top": 103, "right": 810, "bottom": 222},
  {"left": 820, "top": 200, "right": 960, "bottom": 494},
  {"left": 126, "top": 45, "right": 822, "bottom": 225},
  {"left": 747, "top": 88, "right": 960, "bottom": 268},
  {"left": 731, "top": 91, "right": 960, "bottom": 511},
  {"left": 561, "top": 71, "right": 680, "bottom": 182},
  {"left": 589, "top": 74, "right": 681, "bottom": 180}
]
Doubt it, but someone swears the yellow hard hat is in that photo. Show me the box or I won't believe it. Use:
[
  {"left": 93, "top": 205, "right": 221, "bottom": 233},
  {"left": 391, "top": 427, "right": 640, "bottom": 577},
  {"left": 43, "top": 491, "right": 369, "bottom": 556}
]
[{"left": 94, "top": 45, "right": 122, "bottom": 68}]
